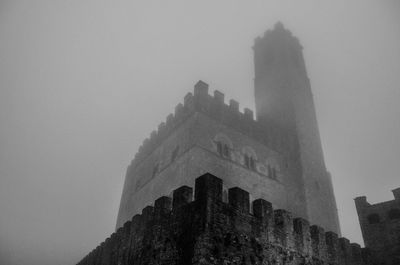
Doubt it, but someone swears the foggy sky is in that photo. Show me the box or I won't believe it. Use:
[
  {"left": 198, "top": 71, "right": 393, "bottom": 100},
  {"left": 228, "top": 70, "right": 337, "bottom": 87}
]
[{"left": 0, "top": 1, "right": 399, "bottom": 265}]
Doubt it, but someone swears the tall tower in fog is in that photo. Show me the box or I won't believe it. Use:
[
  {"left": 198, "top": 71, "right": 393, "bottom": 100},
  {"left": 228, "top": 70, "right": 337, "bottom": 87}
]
[
  {"left": 254, "top": 22, "right": 340, "bottom": 233},
  {"left": 116, "top": 23, "right": 340, "bottom": 235}
]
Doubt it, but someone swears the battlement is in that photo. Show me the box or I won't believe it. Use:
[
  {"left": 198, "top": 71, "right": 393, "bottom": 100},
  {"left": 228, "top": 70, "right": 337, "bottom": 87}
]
[
  {"left": 132, "top": 80, "right": 294, "bottom": 167},
  {"left": 355, "top": 187, "right": 400, "bottom": 210},
  {"left": 79, "top": 173, "right": 371, "bottom": 265}
]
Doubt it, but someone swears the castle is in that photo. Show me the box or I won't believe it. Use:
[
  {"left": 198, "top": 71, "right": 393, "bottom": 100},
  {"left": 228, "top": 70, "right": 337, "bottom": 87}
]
[
  {"left": 76, "top": 23, "right": 377, "bottom": 264},
  {"left": 116, "top": 22, "right": 340, "bottom": 235}
]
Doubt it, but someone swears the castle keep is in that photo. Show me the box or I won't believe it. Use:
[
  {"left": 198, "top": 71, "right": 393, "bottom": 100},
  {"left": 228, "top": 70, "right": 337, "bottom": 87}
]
[{"left": 116, "top": 23, "right": 340, "bottom": 234}]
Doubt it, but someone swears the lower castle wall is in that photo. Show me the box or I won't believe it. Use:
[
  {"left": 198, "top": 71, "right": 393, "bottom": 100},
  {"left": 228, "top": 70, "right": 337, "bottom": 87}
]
[{"left": 79, "top": 173, "right": 372, "bottom": 265}]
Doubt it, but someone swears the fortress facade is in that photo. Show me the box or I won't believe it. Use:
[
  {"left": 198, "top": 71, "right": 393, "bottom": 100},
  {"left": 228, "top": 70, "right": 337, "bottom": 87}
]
[{"left": 116, "top": 22, "right": 340, "bottom": 234}]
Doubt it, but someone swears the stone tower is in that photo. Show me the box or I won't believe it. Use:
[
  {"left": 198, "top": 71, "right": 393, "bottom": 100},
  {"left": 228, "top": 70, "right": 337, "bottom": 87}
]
[
  {"left": 355, "top": 188, "right": 400, "bottom": 265},
  {"left": 254, "top": 22, "right": 340, "bottom": 234},
  {"left": 116, "top": 23, "right": 340, "bottom": 235}
]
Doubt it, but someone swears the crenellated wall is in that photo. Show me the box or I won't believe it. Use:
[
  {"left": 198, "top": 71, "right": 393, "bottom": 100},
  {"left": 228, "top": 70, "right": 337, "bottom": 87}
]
[
  {"left": 130, "top": 80, "right": 295, "bottom": 167},
  {"left": 83, "top": 173, "right": 372, "bottom": 265},
  {"left": 116, "top": 81, "right": 308, "bottom": 229}
]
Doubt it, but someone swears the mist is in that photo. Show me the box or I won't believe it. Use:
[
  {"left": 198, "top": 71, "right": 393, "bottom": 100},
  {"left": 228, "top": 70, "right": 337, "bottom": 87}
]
[{"left": 0, "top": 1, "right": 399, "bottom": 265}]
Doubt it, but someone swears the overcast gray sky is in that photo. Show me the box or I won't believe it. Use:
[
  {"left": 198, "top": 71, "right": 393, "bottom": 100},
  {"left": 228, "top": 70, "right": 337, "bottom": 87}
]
[{"left": 0, "top": 1, "right": 399, "bottom": 265}]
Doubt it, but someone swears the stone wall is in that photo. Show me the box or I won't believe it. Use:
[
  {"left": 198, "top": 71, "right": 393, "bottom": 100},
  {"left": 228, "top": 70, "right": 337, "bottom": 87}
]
[
  {"left": 81, "top": 173, "right": 372, "bottom": 265},
  {"left": 355, "top": 188, "right": 400, "bottom": 265},
  {"left": 116, "top": 82, "right": 308, "bottom": 229}
]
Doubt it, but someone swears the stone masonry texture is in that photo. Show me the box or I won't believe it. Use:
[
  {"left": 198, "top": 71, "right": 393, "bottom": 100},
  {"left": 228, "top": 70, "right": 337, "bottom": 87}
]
[
  {"left": 116, "top": 86, "right": 306, "bottom": 229},
  {"left": 78, "top": 173, "right": 373, "bottom": 265},
  {"left": 355, "top": 188, "right": 400, "bottom": 265}
]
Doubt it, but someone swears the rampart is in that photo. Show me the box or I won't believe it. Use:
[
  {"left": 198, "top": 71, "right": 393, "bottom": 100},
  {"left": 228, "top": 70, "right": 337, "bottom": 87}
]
[
  {"left": 131, "top": 81, "right": 297, "bottom": 168},
  {"left": 78, "top": 173, "right": 372, "bottom": 265}
]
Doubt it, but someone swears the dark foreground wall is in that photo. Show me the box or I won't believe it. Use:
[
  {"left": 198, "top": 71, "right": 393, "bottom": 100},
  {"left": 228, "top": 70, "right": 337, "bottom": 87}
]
[{"left": 78, "top": 173, "right": 372, "bottom": 265}]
